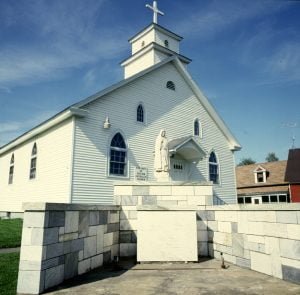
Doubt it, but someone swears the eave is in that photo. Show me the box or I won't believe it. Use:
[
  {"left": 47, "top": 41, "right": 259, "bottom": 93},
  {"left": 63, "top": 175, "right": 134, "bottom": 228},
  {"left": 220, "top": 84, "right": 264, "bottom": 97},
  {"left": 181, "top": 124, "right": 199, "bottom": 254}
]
[
  {"left": 0, "top": 107, "right": 88, "bottom": 156},
  {"left": 120, "top": 42, "right": 191, "bottom": 67}
]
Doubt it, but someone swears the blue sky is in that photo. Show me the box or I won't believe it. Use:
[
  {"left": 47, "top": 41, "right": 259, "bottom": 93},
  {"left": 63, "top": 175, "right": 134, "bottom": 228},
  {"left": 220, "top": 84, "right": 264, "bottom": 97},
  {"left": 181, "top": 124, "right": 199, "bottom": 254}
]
[{"left": 0, "top": 0, "right": 299, "bottom": 164}]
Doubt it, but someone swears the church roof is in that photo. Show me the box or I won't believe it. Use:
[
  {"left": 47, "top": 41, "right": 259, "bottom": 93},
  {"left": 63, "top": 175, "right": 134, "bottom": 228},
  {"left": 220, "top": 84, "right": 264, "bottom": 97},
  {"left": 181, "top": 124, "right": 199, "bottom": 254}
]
[
  {"left": 74, "top": 56, "right": 241, "bottom": 151},
  {"left": 0, "top": 56, "right": 241, "bottom": 155}
]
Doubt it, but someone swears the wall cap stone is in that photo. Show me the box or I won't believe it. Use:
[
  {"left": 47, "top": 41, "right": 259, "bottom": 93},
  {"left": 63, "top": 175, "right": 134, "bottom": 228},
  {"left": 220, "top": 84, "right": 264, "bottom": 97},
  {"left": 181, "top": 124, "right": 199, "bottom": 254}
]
[
  {"left": 23, "top": 203, "right": 120, "bottom": 212},
  {"left": 137, "top": 205, "right": 198, "bottom": 211},
  {"left": 205, "top": 204, "right": 300, "bottom": 211},
  {"left": 114, "top": 181, "right": 212, "bottom": 187}
]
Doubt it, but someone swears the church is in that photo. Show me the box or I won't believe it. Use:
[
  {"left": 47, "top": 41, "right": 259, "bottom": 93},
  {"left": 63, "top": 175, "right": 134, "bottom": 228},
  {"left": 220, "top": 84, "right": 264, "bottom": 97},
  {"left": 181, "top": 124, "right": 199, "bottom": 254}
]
[{"left": 0, "top": 1, "right": 241, "bottom": 215}]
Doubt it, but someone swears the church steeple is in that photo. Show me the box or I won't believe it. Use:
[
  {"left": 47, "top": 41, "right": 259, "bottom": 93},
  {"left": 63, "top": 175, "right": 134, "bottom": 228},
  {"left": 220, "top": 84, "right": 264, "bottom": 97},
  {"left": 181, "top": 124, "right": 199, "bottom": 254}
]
[{"left": 120, "top": 1, "right": 191, "bottom": 79}]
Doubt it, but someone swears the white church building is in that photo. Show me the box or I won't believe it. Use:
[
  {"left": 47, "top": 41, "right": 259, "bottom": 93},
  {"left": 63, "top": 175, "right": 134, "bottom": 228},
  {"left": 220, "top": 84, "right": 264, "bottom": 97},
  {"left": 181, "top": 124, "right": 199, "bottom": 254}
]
[{"left": 0, "top": 2, "right": 241, "bottom": 214}]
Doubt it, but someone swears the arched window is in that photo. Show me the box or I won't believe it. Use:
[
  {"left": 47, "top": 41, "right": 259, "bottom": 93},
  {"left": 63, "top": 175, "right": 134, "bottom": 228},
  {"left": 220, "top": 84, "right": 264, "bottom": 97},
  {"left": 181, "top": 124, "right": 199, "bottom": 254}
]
[
  {"left": 8, "top": 153, "right": 14, "bottom": 184},
  {"left": 137, "top": 104, "right": 144, "bottom": 123},
  {"left": 29, "top": 143, "right": 37, "bottom": 179},
  {"left": 194, "top": 119, "right": 200, "bottom": 136},
  {"left": 209, "top": 152, "right": 219, "bottom": 184},
  {"left": 164, "top": 40, "right": 169, "bottom": 48},
  {"left": 109, "top": 133, "right": 127, "bottom": 176},
  {"left": 166, "top": 81, "right": 175, "bottom": 91}
]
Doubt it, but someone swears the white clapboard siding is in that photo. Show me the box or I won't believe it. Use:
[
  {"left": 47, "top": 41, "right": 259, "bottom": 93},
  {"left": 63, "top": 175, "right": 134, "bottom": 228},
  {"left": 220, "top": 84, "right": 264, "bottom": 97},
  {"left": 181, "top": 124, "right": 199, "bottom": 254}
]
[
  {"left": 71, "top": 63, "right": 237, "bottom": 204},
  {"left": 0, "top": 119, "right": 74, "bottom": 212}
]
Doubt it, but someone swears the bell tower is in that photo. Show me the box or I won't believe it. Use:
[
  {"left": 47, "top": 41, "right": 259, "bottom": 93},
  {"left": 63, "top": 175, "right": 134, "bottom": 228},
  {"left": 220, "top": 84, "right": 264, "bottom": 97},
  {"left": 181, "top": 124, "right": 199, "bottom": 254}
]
[{"left": 121, "top": 1, "right": 191, "bottom": 79}]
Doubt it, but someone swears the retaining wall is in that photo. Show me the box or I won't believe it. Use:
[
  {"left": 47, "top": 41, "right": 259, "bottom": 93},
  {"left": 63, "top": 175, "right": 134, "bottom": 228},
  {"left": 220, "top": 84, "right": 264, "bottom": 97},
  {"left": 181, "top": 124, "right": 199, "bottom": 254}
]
[
  {"left": 17, "top": 203, "right": 120, "bottom": 294},
  {"left": 197, "top": 204, "right": 300, "bottom": 284},
  {"left": 17, "top": 198, "right": 300, "bottom": 294}
]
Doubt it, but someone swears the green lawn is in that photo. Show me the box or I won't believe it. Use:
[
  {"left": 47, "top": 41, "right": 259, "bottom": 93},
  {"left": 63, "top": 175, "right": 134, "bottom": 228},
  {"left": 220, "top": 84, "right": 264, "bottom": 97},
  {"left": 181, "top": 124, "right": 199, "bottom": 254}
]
[
  {"left": 0, "top": 252, "right": 20, "bottom": 295},
  {"left": 0, "top": 219, "right": 23, "bottom": 248}
]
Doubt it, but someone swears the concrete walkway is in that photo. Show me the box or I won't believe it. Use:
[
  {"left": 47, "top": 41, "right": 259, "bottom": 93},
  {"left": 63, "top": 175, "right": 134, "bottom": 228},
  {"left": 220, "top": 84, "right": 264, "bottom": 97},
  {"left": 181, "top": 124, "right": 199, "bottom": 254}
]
[
  {"left": 47, "top": 258, "right": 300, "bottom": 295},
  {"left": 0, "top": 247, "right": 20, "bottom": 254}
]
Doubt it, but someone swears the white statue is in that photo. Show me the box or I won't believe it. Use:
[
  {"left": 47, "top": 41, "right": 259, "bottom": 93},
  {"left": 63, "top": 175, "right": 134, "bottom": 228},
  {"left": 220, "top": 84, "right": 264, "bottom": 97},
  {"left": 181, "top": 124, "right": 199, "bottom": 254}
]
[{"left": 154, "top": 129, "right": 170, "bottom": 172}]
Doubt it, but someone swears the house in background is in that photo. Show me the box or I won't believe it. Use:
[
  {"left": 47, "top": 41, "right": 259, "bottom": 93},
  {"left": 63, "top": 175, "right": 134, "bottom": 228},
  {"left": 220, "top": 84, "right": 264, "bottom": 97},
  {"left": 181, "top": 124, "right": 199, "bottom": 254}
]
[
  {"left": 236, "top": 161, "right": 290, "bottom": 204},
  {"left": 236, "top": 149, "right": 300, "bottom": 204},
  {"left": 0, "top": 7, "right": 241, "bottom": 215},
  {"left": 285, "top": 148, "right": 300, "bottom": 202}
]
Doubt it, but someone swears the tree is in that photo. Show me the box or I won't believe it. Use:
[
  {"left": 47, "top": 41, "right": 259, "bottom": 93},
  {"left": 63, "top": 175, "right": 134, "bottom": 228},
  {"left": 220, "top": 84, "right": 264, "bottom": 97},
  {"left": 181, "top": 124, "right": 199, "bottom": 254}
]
[
  {"left": 265, "top": 152, "right": 279, "bottom": 162},
  {"left": 237, "top": 158, "right": 256, "bottom": 166}
]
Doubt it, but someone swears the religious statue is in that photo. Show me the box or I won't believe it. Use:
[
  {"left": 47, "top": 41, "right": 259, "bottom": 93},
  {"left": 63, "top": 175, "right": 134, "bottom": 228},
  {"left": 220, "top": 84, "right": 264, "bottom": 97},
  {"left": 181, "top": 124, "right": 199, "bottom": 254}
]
[{"left": 154, "top": 129, "right": 170, "bottom": 172}]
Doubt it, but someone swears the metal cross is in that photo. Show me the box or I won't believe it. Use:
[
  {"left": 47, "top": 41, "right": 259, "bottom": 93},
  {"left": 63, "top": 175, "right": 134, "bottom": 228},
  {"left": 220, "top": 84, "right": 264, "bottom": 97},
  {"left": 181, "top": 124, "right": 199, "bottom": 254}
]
[{"left": 146, "top": 1, "right": 164, "bottom": 24}]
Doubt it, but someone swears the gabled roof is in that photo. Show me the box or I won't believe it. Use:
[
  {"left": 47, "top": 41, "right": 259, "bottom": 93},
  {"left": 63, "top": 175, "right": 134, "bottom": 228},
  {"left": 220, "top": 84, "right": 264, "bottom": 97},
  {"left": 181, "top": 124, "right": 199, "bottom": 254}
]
[
  {"left": 0, "top": 56, "right": 241, "bottom": 155},
  {"left": 285, "top": 149, "right": 300, "bottom": 183},
  {"left": 168, "top": 136, "right": 206, "bottom": 161},
  {"left": 236, "top": 160, "right": 288, "bottom": 188},
  {"left": 253, "top": 165, "right": 266, "bottom": 173}
]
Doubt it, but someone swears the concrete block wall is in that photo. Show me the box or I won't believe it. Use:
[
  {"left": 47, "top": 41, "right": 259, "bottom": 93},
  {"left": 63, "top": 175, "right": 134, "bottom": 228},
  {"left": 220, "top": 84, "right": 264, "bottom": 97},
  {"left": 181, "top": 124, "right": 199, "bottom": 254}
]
[
  {"left": 17, "top": 203, "right": 120, "bottom": 294},
  {"left": 197, "top": 204, "right": 300, "bottom": 284},
  {"left": 115, "top": 183, "right": 213, "bottom": 257}
]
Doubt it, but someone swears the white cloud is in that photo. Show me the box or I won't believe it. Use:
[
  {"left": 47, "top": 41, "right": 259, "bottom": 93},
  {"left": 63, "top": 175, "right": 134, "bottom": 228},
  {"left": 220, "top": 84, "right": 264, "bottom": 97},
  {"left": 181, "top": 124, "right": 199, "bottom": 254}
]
[
  {"left": 173, "top": 0, "right": 286, "bottom": 40},
  {"left": 0, "top": 0, "right": 128, "bottom": 88},
  {"left": 263, "top": 42, "right": 300, "bottom": 84}
]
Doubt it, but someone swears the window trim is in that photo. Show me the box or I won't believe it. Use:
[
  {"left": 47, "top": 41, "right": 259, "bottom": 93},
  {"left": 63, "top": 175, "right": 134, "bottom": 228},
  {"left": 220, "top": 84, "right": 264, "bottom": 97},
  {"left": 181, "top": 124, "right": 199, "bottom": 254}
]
[
  {"left": 253, "top": 166, "right": 267, "bottom": 183},
  {"left": 107, "top": 131, "right": 129, "bottom": 179},
  {"left": 136, "top": 103, "right": 146, "bottom": 124},
  {"left": 8, "top": 153, "right": 14, "bottom": 185},
  {"left": 208, "top": 151, "right": 220, "bottom": 185},
  {"left": 29, "top": 143, "right": 37, "bottom": 180},
  {"left": 193, "top": 118, "right": 202, "bottom": 138}
]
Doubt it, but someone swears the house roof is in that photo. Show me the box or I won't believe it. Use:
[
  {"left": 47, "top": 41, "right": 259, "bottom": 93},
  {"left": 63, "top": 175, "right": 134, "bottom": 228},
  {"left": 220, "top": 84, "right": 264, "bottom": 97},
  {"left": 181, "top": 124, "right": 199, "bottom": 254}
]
[
  {"left": 0, "top": 56, "right": 241, "bottom": 155},
  {"left": 285, "top": 148, "right": 300, "bottom": 183},
  {"left": 236, "top": 160, "right": 288, "bottom": 188}
]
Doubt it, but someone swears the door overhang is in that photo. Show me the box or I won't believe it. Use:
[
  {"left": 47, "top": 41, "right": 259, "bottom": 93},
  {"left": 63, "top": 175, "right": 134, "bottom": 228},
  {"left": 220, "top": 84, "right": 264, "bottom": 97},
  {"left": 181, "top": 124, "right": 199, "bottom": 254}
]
[{"left": 168, "top": 136, "right": 206, "bottom": 162}]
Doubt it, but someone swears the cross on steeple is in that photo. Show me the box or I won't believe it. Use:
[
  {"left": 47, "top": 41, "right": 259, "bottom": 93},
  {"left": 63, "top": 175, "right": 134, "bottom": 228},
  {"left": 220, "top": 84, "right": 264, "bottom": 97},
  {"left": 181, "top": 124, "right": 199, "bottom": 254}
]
[{"left": 146, "top": 1, "right": 164, "bottom": 24}]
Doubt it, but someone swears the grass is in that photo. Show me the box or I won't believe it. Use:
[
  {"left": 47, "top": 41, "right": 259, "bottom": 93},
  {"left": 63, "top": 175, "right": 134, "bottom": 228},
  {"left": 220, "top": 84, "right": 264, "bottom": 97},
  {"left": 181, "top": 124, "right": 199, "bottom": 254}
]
[
  {"left": 0, "top": 252, "right": 20, "bottom": 295},
  {"left": 0, "top": 219, "right": 23, "bottom": 248}
]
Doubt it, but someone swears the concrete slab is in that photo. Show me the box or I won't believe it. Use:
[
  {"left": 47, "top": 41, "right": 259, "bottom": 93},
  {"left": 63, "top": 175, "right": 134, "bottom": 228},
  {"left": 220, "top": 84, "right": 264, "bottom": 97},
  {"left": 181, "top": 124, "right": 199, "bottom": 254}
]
[{"left": 47, "top": 259, "right": 300, "bottom": 294}]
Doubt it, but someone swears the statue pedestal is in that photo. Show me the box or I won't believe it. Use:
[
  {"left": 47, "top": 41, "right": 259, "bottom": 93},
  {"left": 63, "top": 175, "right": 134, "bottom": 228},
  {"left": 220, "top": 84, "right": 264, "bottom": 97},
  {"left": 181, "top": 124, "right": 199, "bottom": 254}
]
[{"left": 154, "top": 171, "right": 170, "bottom": 182}]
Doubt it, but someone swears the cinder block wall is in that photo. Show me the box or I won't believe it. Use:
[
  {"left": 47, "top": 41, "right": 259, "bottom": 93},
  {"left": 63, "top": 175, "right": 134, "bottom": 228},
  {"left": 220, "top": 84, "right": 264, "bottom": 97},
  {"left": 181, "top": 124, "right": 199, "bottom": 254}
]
[
  {"left": 17, "top": 203, "right": 120, "bottom": 294},
  {"left": 197, "top": 204, "right": 300, "bottom": 284}
]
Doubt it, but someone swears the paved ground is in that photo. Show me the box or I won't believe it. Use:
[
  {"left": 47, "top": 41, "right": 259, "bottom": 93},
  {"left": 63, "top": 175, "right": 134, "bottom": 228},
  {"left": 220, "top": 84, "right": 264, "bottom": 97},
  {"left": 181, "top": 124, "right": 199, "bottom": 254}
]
[
  {"left": 47, "top": 258, "right": 300, "bottom": 295},
  {"left": 0, "top": 247, "right": 20, "bottom": 254}
]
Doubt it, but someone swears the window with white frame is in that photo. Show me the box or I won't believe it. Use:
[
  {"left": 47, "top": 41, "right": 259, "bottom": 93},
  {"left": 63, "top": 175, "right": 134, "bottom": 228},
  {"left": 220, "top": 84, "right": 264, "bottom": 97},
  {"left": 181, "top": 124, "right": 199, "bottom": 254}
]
[
  {"left": 109, "top": 133, "right": 127, "bottom": 176},
  {"left": 29, "top": 143, "right": 37, "bottom": 179},
  {"left": 209, "top": 152, "right": 219, "bottom": 184},
  {"left": 137, "top": 104, "right": 144, "bottom": 123},
  {"left": 8, "top": 153, "right": 14, "bottom": 184},
  {"left": 254, "top": 166, "right": 267, "bottom": 183}
]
